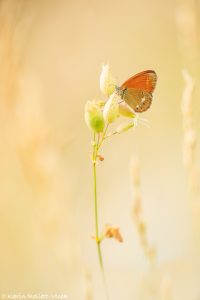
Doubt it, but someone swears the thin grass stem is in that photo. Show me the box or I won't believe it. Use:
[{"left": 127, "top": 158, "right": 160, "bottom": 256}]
[{"left": 92, "top": 132, "right": 109, "bottom": 300}]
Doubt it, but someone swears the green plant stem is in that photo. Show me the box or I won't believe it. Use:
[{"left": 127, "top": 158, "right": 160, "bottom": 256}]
[
  {"left": 92, "top": 132, "right": 109, "bottom": 299},
  {"left": 92, "top": 133, "right": 104, "bottom": 270},
  {"left": 93, "top": 160, "right": 104, "bottom": 269},
  {"left": 97, "top": 123, "right": 109, "bottom": 152}
]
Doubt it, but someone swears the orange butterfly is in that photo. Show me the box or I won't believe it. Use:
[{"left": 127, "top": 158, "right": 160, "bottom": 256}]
[{"left": 117, "top": 70, "right": 157, "bottom": 113}]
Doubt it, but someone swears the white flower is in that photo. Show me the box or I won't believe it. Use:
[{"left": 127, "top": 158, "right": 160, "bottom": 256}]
[
  {"left": 100, "top": 64, "right": 117, "bottom": 96},
  {"left": 103, "top": 93, "right": 120, "bottom": 123}
]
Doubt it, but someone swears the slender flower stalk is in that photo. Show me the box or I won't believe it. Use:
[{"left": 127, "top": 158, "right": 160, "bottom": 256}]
[
  {"left": 92, "top": 130, "right": 109, "bottom": 300},
  {"left": 92, "top": 133, "right": 103, "bottom": 269},
  {"left": 85, "top": 64, "right": 138, "bottom": 299}
]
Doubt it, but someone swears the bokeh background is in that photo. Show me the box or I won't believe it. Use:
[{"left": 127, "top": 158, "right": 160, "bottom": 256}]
[{"left": 0, "top": 0, "right": 200, "bottom": 299}]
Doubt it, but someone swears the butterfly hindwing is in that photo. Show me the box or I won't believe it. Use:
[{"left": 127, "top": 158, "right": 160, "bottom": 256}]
[{"left": 123, "top": 88, "right": 153, "bottom": 113}]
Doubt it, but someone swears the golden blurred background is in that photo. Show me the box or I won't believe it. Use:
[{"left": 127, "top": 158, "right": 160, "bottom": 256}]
[{"left": 0, "top": 0, "right": 200, "bottom": 299}]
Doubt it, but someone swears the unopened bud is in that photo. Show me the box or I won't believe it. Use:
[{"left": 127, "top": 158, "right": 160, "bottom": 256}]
[
  {"left": 97, "top": 155, "right": 104, "bottom": 161},
  {"left": 116, "top": 121, "right": 134, "bottom": 133},
  {"left": 85, "top": 101, "right": 105, "bottom": 133},
  {"left": 103, "top": 93, "right": 120, "bottom": 123},
  {"left": 104, "top": 225, "right": 123, "bottom": 242},
  {"left": 100, "top": 64, "right": 117, "bottom": 96}
]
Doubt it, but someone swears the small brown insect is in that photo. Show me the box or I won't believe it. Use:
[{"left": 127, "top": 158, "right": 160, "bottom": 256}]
[{"left": 117, "top": 70, "right": 157, "bottom": 113}]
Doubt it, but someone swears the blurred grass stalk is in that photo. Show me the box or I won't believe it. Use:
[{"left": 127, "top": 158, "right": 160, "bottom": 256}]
[
  {"left": 131, "top": 157, "right": 173, "bottom": 300},
  {"left": 176, "top": 0, "right": 200, "bottom": 257},
  {"left": 176, "top": 0, "right": 200, "bottom": 75},
  {"left": 131, "top": 156, "right": 156, "bottom": 267},
  {"left": 181, "top": 70, "right": 199, "bottom": 197},
  {"left": 83, "top": 270, "right": 93, "bottom": 300},
  {"left": 181, "top": 70, "right": 200, "bottom": 250}
]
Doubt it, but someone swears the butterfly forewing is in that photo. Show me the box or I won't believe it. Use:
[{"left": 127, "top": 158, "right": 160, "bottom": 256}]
[
  {"left": 121, "top": 70, "right": 157, "bottom": 93},
  {"left": 120, "top": 70, "right": 157, "bottom": 113}
]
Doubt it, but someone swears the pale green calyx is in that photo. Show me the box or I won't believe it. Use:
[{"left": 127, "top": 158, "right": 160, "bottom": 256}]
[
  {"left": 116, "top": 121, "right": 135, "bottom": 133},
  {"left": 100, "top": 64, "right": 117, "bottom": 96},
  {"left": 85, "top": 101, "right": 105, "bottom": 133},
  {"left": 103, "top": 93, "right": 120, "bottom": 123},
  {"left": 119, "top": 103, "right": 136, "bottom": 118}
]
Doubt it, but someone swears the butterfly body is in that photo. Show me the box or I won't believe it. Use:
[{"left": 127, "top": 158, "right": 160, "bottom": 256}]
[{"left": 117, "top": 70, "right": 157, "bottom": 113}]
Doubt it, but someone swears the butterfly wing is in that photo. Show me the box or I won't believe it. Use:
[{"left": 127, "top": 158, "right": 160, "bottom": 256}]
[
  {"left": 121, "top": 70, "right": 157, "bottom": 93},
  {"left": 120, "top": 70, "right": 157, "bottom": 112},
  {"left": 123, "top": 88, "right": 153, "bottom": 112}
]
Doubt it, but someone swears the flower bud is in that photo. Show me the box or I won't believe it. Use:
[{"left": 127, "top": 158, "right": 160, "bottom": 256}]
[
  {"left": 85, "top": 101, "right": 105, "bottom": 133},
  {"left": 100, "top": 64, "right": 117, "bottom": 96},
  {"left": 103, "top": 93, "right": 119, "bottom": 123},
  {"left": 104, "top": 224, "right": 123, "bottom": 242},
  {"left": 116, "top": 121, "right": 134, "bottom": 133},
  {"left": 119, "top": 103, "right": 136, "bottom": 118}
]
